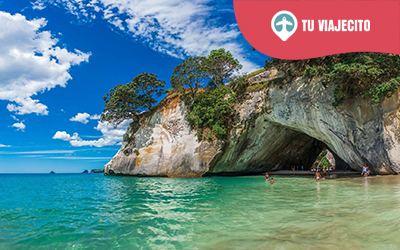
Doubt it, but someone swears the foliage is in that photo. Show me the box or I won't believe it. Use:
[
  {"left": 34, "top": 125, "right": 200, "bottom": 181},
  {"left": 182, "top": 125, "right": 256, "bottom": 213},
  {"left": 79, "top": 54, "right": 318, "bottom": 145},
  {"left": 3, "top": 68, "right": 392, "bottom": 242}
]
[
  {"left": 102, "top": 72, "right": 165, "bottom": 126},
  {"left": 101, "top": 83, "right": 141, "bottom": 126},
  {"left": 266, "top": 53, "right": 400, "bottom": 106},
  {"left": 316, "top": 149, "right": 328, "bottom": 161},
  {"left": 247, "top": 68, "right": 266, "bottom": 78},
  {"left": 186, "top": 86, "right": 235, "bottom": 140},
  {"left": 230, "top": 74, "right": 249, "bottom": 100},
  {"left": 205, "top": 48, "right": 243, "bottom": 86},
  {"left": 131, "top": 73, "right": 166, "bottom": 110},
  {"left": 170, "top": 56, "right": 208, "bottom": 100},
  {"left": 317, "top": 156, "right": 331, "bottom": 169}
]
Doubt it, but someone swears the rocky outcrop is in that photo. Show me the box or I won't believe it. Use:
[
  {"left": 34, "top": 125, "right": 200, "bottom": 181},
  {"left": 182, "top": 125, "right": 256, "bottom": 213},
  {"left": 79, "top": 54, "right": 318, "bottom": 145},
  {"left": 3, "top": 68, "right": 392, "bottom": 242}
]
[{"left": 104, "top": 69, "right": 400, "bottom": 176}]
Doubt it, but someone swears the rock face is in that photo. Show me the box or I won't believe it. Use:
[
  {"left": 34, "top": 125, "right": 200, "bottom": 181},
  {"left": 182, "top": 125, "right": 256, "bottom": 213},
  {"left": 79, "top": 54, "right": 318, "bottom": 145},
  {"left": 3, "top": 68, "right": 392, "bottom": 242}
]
[
  {"left": 104, "top": 97, "right": 221, "bottom": 177},
  {"left": 105, "top": 69, "right": 400, "bottom": 176}
]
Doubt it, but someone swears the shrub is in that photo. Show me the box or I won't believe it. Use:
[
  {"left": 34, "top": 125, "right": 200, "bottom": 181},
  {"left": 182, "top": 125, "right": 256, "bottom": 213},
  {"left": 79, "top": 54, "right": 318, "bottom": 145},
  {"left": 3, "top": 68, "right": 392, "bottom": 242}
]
[{"left": 186, "top": 86, "right": 235, "bottom": 140}]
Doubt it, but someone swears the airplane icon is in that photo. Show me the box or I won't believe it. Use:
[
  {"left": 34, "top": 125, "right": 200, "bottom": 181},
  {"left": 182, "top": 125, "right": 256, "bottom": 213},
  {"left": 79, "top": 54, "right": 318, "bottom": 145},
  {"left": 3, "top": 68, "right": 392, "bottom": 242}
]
[{"left": 276, "top": 16, "right": 293, "bottom": 32}]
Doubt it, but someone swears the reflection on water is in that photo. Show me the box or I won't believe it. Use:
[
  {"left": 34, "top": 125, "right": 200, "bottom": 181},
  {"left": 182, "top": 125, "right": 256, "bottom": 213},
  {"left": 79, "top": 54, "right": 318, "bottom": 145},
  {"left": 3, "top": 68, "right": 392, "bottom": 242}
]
[{"left": 1, "top": 174, "right": 400, "bottom": 249}]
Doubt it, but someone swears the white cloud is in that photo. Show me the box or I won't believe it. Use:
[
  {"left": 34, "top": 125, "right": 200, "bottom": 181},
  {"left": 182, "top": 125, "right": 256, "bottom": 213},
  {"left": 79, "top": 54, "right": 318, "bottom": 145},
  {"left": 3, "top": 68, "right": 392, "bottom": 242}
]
[
  {"left": 0, "top": 11, "right": 90, "bottom": 115},
  {"left": 90, "top": 114, "right": 101, "bottom": 120},
  {"left": 70, "top": 112, "right": 101, "bottom": 124},
  {"left": 70, "top": 112, "right": 91, "bottom": 124},
  {"left": 0, "top": 149, "right": 75, "bottom": 154},
  {"left": 53, "top": 119, "right": 131, "bottom": 147},
  {"left": 12, "top": 122, "right": 26, "bottom": 131},
  {"left": 53, "top": 131, "right": 80, "bottom": 141},
  {"left": 0, "top": 144, "right": 11, "bottom": 148},
  {"left": 46, "top": 156, "right": 110, "bottom": 160},
  {"left": 31, "top": 0, "right": 259, "bottom": 72}
]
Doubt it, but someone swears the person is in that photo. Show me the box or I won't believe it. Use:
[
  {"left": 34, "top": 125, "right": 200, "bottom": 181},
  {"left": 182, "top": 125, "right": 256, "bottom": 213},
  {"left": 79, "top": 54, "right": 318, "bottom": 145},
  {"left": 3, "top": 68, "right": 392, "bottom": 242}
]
[
  {"left": 265, "top": 172, "right": 270, "bottom": 181},
  {"left": 361, "top": 165, "right": 367, "bottom": 176},
  {"left": 315, "top": 171, "right": 322, "bottom": 183},
  {"left": 270, "top": 178, "right": 275, "bottom": 185},
  {"left": 301, "top": 165, "right": 304, "bottom": 170},
  {"left": 322, "top": 168, "right": 327, "bottom": 179},
  {"left": 364, "top": 165, "right": 370, "bottom": 177}
]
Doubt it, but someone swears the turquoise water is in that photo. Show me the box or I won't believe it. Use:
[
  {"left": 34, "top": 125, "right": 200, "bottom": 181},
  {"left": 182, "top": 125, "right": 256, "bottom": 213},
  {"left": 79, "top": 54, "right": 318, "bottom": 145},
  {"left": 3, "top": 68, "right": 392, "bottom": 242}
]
[{"left": 1, "top": 174, "right": 400, "bottom": 249}]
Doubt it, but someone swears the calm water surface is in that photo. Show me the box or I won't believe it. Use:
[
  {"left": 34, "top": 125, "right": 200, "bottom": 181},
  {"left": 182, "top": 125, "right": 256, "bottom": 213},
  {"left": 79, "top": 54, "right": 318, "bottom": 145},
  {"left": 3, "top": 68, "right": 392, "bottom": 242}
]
[{"left": 1, "top": 174, "right": 400, "bottom": 249}]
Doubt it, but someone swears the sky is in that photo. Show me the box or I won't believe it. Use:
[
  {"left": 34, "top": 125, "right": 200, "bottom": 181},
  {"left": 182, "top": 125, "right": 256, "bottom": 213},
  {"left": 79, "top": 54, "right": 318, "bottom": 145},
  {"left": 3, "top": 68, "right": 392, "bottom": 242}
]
[{"left": 0, "top": 0, "right": 268, "bottom": 173}]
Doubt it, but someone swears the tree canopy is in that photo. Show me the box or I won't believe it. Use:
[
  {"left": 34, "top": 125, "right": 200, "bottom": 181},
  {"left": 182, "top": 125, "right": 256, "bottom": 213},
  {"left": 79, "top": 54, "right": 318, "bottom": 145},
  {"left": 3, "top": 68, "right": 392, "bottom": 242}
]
[
  {"left": 170, "top": 56, "right": 208, "bottom": 99},
  {"left": 101, "top": 73, "right": 165, "bottom": 126},
  {"left": 206, "top": 48, "right": 242, "bottom": 86}
]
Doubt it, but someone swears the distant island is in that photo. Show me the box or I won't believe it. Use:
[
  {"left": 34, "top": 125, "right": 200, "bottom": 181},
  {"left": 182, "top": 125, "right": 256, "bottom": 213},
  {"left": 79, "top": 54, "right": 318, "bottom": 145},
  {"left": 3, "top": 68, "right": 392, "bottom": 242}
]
[
  {"left": 82, "top": 170, "right": 89, "bottom": 174},
  {"left": 50, "top": 171, "right": 56, "bottom": 174},
  {"left": 90, "top": 169, "right": 104, "bottom": 174}
]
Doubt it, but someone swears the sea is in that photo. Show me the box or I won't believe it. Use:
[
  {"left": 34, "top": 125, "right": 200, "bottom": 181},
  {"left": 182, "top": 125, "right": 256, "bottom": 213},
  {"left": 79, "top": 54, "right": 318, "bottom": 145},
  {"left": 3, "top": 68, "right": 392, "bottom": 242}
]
[{"left": 1, "top": 173, "right": 400, "bottom": 249}]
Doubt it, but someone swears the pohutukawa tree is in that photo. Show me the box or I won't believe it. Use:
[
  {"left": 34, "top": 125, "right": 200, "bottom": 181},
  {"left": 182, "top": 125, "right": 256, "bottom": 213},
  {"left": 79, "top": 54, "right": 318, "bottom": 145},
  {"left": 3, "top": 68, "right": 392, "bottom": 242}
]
[
  {"left": 101, "top": 73, "right": 165, "bottom": 127},
  {"left": 205, "top": 48, "right": 242, "bottom": 87},
  {"left": 170, "top": 56, "right": 208, "bottom": 99}
]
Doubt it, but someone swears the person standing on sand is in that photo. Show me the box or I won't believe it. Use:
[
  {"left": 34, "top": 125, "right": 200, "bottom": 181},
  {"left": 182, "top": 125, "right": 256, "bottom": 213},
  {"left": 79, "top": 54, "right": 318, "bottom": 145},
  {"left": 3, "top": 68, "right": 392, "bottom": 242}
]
[{"left": 315, "top": 171, "right": 322, "bottom": 183}]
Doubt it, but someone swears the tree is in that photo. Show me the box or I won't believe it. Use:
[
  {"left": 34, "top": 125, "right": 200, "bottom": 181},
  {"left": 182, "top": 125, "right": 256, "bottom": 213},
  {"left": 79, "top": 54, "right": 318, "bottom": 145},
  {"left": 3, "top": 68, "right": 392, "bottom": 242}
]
[
  {"left": 101, "top": 83, "right": 140, "bottom": 126},
  {"left": 205, "top": 48, "right": 242, "bottom": 86},
  {"left": 132, "top": 73, "right": 165, "bottom": 110},
  {"left": 101, "top": 73, "right": 165, "bottom": 126},
  {"left": 170, "top": 56, "right": 208, "bottom": 99}
]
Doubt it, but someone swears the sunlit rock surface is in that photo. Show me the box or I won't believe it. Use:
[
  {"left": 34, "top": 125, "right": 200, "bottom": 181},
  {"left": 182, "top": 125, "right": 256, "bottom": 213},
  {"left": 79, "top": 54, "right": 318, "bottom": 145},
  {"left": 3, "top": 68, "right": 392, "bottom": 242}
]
[{"left": 105, "top": 69, "right": 400, "bottom": 176}]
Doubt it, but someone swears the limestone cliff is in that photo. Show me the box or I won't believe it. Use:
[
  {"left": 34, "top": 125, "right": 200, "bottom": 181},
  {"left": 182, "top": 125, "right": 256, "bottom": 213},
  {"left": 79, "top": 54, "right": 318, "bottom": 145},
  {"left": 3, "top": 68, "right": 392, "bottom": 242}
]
[{"left": 104, "top": 68, "right": 400, "bottom": 176}]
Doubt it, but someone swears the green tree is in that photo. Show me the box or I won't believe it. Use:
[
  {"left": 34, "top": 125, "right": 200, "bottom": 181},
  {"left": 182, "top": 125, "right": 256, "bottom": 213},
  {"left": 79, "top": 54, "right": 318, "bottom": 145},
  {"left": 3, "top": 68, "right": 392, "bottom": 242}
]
[
  {"left": 101, "top": 83, "right": 141, "bottom": 126},
  {"left": 132, "top": 73, "right": 166, "bottom": 110},
  {"left": 186, "top": 86, "right": 235, "bottom": 140},
  {"left": 205, "top": 49, "right": 242, "bottom": 86},
  {"left": 170, "top": 56, "right": 208, "bottom": 100},
  {"left": 101, "top": 73, "right": 165, "bottom": 126}
]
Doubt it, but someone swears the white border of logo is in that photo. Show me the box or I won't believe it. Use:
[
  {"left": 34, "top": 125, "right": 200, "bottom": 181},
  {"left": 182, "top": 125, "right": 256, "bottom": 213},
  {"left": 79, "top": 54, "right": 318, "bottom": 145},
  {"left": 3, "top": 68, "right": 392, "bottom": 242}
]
[{"left": 271, "top": 10, "right": 298, "bottom": 41}]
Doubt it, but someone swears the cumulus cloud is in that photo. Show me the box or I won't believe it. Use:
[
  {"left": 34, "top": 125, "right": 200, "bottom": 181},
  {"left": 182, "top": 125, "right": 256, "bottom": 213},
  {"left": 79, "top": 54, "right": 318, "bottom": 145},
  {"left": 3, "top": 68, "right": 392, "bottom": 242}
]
[
  {"left": 31, "top": 0, "right": 260, "bottom": 72},
  {"left": 53, "top": 131, "right": 80, "bottom": 141},
  {"left": 12, "top": 122, "right": 26, "bottom": 131},
  {"left": 70, "top": 112, "right": 90, "bottom": 124},
  {"left": 53, "top": 119, "right": 131, "bottom": 147},
  {"left": 0, "top": 11, "right": 90, "bottom": 115},
  {"left": 69, "top": 112, "right": 101, "bottom": 124}
]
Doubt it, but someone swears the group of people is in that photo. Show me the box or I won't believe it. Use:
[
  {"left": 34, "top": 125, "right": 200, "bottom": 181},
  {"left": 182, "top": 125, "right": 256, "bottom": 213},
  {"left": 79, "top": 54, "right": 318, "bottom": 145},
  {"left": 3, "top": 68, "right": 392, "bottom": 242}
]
[
  {"left": 265, "top": 173, "right": 275, "bottom": 184},
  {"left": 311, "top": 166, "right": 335, "bottom": 172},
  {"left": 291, "top": 165, "right": 304, "bottom": 171},
  {"left": 265, "top": 164, "right": 372, "bottom": 184}
]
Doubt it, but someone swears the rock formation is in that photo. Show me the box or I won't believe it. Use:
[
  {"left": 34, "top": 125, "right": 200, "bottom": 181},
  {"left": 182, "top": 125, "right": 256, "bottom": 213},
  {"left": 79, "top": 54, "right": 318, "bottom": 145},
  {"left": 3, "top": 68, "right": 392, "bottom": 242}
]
[{"left": 104, "top": 68, "right": 400, "bottom": 176}]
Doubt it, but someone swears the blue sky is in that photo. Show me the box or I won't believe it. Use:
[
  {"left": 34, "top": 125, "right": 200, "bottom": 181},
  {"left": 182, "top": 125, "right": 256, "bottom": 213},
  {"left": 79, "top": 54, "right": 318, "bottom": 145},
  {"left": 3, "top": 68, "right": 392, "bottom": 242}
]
[{"left": 0, "top": 0, "right": 268, "bottom": 173}]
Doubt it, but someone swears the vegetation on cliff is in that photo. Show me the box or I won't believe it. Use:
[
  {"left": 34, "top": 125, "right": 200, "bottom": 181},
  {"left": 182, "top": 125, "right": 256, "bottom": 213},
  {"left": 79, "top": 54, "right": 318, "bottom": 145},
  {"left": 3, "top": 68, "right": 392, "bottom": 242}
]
[
  {"left": 102, "top": 51, "right": 400, "bottom": 143},
  {"left": 101, "top": 73, "right": 165, "bottom": 126},
  {"left": 266, "top": 53, "right": 400, "bottom": 106},
  {"left": 171, "top": 49, "right": 242, "bottom": 139}
]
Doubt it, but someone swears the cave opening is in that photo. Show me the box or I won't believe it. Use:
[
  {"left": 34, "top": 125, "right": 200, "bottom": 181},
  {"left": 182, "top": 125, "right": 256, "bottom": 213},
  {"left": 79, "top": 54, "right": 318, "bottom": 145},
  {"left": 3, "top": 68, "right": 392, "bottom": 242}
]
[
  {"left": 267, "top": 133, "right": 351, "bottom": 172},
  {"left": 207, "top": 124, "right": 352, "bottom": 176}
]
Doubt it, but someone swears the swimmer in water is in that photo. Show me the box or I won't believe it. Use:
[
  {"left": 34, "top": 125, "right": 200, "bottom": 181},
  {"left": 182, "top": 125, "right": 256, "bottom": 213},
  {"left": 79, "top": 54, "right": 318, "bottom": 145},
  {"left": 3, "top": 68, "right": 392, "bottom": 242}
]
[
  {"left": 265, "top": 173, "right": 270, "bottom": 181},
  {"left": 315, "top": 171, "right": 322, "bottom": 183},
  {"left": 270, "top": 178, "right": 275, "bottom": 185}
]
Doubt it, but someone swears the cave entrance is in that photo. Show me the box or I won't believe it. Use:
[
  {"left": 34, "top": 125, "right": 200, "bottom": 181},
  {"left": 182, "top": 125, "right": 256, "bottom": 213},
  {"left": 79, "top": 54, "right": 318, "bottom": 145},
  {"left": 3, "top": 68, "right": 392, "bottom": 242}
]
[
  {"left": 208, "top": 123, "right": 352, "bottom": 175},
  {"left": 267, "top": 132, "right": 351, "bottom": 172}
]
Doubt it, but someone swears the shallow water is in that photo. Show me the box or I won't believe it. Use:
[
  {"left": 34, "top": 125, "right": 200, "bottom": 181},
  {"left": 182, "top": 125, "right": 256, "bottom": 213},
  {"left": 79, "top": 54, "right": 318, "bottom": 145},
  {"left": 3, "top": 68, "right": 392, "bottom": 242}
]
[{"left": 1, "top": 174, "right": 400, "bottom": 249}]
